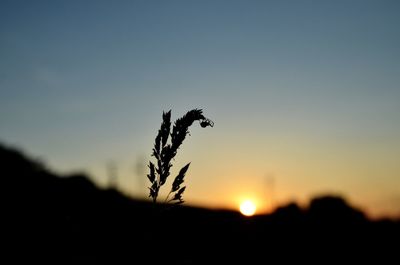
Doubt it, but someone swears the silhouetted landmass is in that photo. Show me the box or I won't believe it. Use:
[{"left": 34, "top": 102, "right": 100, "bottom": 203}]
[{"left": 2, "top": 143, "right": 399, "bottom": 264}]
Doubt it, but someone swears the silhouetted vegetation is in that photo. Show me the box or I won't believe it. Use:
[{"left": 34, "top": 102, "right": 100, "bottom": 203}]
[
  {"left": 147, "top": 109, "right": 213, "bottom": 204},
  {"left": 2, "top": 143, "right": 399, "bottom": 264}
]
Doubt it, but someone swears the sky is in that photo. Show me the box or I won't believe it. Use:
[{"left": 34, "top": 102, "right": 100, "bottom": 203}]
[{"left": 1, "top": 0, "right": 399, "bottom": 218}]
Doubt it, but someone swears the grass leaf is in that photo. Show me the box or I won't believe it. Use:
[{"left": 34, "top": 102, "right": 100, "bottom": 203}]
[{"left": 147, "top": 109, "right": 213, "bottom": 204}]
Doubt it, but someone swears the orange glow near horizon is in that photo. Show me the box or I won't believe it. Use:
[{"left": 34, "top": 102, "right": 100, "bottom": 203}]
[{"left": 239, "top": 200, "right": 257, "bottom": 216}]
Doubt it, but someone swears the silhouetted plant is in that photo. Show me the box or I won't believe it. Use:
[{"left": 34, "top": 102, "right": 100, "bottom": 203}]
[{"left": 147, "top": 109, "right": 213, "bottom": 204}]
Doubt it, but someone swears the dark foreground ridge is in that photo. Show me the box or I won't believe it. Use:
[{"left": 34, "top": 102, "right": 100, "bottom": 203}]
[{"left": 2, "top": 143, "right": 399, "bottom": 264}]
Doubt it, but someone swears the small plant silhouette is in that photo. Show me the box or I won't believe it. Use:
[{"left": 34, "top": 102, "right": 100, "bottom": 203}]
[{"left": 147, "top": 109, "right": 213, "bottom": 204}]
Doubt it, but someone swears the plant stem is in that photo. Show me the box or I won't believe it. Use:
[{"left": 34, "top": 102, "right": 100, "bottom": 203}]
[{"left": 165, "top": 191, "right": 172, "bottom": 203}]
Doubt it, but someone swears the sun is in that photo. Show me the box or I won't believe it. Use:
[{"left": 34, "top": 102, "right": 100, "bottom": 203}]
[{"left": 239, "top": 200, "right": 257, "bottom": 216}]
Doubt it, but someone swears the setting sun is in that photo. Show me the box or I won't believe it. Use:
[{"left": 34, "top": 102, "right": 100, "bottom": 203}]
[{"left": 239, "top": 200, "right": 257, "bottom": 216}]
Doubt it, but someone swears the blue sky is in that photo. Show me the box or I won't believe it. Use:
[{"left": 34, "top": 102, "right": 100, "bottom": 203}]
[{"left": 1, "top": 0, "right": 400, "bottom": 217}]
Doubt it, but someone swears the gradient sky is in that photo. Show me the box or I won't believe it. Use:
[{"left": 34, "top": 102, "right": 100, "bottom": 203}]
[{"left": 1, "top": 0, "right": 399, "bottom": 218}]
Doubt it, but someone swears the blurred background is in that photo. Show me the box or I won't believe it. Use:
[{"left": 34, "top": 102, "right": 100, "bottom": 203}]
[{"left": 1, "top": 0, "right": 399, "bottom": 219}]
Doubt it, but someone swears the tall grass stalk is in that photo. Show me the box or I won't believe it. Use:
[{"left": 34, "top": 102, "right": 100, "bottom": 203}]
[{"left": 147, "top": 109, "right": 213, "bottom": 204}]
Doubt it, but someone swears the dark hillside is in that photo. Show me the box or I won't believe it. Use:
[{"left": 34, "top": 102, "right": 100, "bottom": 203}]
[{"left": 2, "top": 144, "right": 398, "bottom": 264}]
